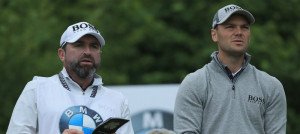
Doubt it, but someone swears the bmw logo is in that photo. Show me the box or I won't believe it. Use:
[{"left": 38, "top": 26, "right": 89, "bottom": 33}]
[{"left": 59, "top": 106, "right": 103, "bottom": 134}]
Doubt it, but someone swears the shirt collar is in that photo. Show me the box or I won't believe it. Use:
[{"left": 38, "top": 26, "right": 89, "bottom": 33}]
[{"left": 61, "top": 67, "right": 103, "bottom": 86}]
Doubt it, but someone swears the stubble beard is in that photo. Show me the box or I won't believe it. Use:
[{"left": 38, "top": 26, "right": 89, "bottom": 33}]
[
  {"left": 68, "top": 55, "right": 99, "bottom": 79},
  {"left": 228, "top": 47, "right": 248, "bottom": 57},
  {"left": 219, "top": 42, "right": 249, "bottom": 57}
]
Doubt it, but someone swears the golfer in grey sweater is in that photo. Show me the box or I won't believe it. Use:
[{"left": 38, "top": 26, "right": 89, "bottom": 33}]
[{"left": 174, "top": 4, "right": 287, "bottom": 134}]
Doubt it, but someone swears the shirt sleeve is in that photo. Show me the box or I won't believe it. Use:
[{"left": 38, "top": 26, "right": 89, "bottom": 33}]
[
  {"left": 264, "top": 78, "right": 287, "bottom": 134},
  {"left": 6, "top": 80, "right": 38, "bottom": 134},
  {"left": 118, "top": 98, "right": 134, "bottom": 134},
  {"left": 174, "top": 72, "right": 206, "bottom": 134}
]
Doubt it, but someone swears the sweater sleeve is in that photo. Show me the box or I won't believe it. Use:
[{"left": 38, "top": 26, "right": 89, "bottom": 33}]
[
  {"left": 264, "top": 77, "right": 287, "bottom": 134},
  {"left": 6, "top": 80, "right": 38, "bottom": 134},
  {"left": 174, "top": 70, "right": 207, "bottom": 134}
]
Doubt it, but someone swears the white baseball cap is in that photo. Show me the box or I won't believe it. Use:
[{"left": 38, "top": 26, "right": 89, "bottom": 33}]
[
  {"left": 212, "top": 4, "right": 255, "bottom": 29},
  {"left": 60, "top": 22, "right": 105, "bottom": 48}
]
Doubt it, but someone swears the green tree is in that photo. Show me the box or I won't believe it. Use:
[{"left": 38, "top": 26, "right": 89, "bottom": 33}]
[{"left": 0, "top": 0, "right": 299, "bottom": 133}]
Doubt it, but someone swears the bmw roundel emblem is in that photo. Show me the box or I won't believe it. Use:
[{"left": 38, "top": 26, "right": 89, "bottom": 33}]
[{"left": 59, "top": 106, "right": 103, "bottom": 134}]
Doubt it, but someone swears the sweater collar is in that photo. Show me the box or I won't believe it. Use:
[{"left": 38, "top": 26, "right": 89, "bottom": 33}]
[{"left": 210, "top": 51, "right": 251, "bottom": 71}]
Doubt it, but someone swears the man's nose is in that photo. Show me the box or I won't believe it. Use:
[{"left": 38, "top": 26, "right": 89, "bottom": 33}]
[
  {"left": 82, "top": 46, "right": 91, "bottom": 54},
  {"left": 235, "top": 27, "right": 242, "bottom": 35}
]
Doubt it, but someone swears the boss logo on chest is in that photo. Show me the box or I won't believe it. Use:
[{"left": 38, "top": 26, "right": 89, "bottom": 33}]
[{"left": 248, "top": 95, "right": 265, "bottom": 105}]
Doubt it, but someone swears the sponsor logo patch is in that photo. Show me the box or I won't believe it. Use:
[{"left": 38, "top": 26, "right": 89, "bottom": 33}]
[
  {"left": 59, "top": 106, "right": 103, "bottom": 134},
  {"left": 224, "top": 5, "right": 242, "bottom": 13},
  {"left": 248, "top": 95, "right": 265, "bottom": 105},
  {"left": 72, "top": 23, "right": 99, "bottom": 33},
  {"left": 132, "top": 109, "right": 173, "bottom": 134}
]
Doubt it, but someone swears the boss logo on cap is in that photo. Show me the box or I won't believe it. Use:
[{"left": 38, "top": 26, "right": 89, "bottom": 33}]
[
  {"left": 224, "top": 5, "right": 242, "bottom": 13},
  {"left": 72, "top": 23, "right": 99, "bottom": 33}
]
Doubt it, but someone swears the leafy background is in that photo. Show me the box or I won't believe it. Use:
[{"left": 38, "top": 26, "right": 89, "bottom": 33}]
[{"left": 1, "top": 0, "right": 299, "bottom": 133}]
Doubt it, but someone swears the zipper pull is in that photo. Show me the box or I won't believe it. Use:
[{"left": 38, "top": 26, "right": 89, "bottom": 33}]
[{"left": 232, "top": 85, "right": 236, "bottom": 99}]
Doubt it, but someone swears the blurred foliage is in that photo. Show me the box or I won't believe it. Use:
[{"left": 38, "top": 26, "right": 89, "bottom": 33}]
[{"left": 0, "top": 0, "right": 299, "bottom": 133}]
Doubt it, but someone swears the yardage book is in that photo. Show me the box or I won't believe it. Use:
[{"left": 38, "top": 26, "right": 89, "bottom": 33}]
[{"left": 92, "top": 117, "right": 129, "bottom": 134}]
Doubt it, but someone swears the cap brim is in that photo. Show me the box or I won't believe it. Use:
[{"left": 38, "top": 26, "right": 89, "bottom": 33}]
[{"left": 67, "top": 32, "right": 105, "bottom": 46}]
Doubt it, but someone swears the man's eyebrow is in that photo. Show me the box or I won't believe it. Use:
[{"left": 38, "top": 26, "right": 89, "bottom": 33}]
[
  {"left": 221, "top": 23, "right": 235, "bottom": 27},
  {"left": 242, "top": 24, "right": 250, "bottom": 26}
]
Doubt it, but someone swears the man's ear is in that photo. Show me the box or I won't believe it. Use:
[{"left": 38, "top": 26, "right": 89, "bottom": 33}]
[
  {"left": 211, "top": 29, "right": 218, "bottom": 42},
  {"left": 58, "top": 48, "right": 65, "bottom": 62}
]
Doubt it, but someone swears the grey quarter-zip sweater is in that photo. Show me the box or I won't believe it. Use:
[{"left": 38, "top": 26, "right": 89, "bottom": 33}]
[{"left": 174, "top": 51, "right": 287, "bottom": 134}]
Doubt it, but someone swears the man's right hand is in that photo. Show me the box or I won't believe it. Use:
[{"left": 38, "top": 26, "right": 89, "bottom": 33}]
[{"left": 62, "top": 129, "right": 84, "bottom": 134}]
